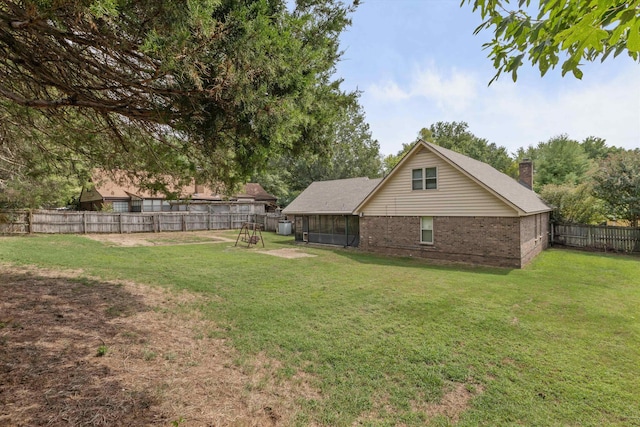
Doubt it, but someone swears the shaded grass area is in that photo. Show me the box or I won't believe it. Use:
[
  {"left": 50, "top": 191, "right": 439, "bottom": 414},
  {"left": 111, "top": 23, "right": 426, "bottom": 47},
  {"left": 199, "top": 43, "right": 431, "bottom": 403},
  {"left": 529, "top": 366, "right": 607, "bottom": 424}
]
[
  {"left": 0, "top": 270, "right": 160, "bottom": 426},
  {"left": 1, "top": 233, "right": 639, "bottom": 426}
]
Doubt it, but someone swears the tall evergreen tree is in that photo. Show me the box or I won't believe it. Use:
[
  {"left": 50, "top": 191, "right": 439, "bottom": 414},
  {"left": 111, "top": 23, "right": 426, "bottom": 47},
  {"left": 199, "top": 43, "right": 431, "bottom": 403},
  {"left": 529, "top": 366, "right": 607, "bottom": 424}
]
[{"left": 0, "top": 0, "right": 358, "bottom": 203}]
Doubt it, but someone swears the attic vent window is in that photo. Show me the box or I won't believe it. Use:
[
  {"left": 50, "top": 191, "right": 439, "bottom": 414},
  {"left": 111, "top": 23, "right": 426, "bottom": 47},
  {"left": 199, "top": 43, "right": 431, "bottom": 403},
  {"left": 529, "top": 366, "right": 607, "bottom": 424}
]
[{"left": 412, "top": 167, "right": 438, "bottom": 190}]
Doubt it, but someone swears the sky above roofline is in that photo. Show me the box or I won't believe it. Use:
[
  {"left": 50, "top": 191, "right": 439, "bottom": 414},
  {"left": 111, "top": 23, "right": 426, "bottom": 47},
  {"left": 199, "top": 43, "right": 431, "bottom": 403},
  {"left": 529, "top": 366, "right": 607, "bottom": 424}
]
[{"left": 334, "top": 0, "right": 640, "bottom": 156}]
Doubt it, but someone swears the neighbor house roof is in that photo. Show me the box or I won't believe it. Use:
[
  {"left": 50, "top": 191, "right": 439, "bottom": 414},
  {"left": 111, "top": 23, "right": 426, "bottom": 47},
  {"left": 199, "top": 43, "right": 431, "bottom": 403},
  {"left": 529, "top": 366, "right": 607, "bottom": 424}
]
[
  {"left": 81, "top": 170, "right": 222, "bottom": 202},
  {"left": 355, "top": 140, "right": 551, "bottom": 215},
  {"left": 234, "top": 183, "right": 278, "bottom": 203},
  {"left": 81, "top": 170, "right": 274, "bottom": 203},
  {"left": 283, "top": 177, "right": 382, "bottom": 215}
]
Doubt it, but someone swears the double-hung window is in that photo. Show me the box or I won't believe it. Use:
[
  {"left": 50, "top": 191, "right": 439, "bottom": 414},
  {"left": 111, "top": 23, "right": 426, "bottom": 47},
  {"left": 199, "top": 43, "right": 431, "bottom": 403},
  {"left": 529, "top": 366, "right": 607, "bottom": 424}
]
[
  {"left": 421, "top": 217, "right": 433, "bottom": 244},
  {"left": 425, "top": 167, "right": 437, "bottom": 189},
  {"left": 412, "top": 167, "right": 437, "bottom": 190},
  {"left": 412, "top": 169, "right": 423, "bottom": 190}
]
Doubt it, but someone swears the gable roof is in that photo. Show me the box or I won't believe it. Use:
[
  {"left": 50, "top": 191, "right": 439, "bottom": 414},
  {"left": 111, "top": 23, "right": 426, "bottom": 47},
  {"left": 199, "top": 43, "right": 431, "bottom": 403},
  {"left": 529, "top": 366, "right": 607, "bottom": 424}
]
[
  {"left": 283, "top": 177, "right": 382, "bottom": 215},
  {"left": 234, "top": 183, "right": 278, "bottom": 202},
  {"left": 356, "top": 140, "right": 551, "bottom": 215}
]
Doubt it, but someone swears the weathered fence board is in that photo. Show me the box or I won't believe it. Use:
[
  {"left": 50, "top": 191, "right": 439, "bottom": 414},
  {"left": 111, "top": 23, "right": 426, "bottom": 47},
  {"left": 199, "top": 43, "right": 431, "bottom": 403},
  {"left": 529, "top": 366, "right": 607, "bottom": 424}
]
[
  {"left": 553, "top": 223, "right": 640, "bottom": 253},
  {"left": 0, "top": 211, "right": 29, "bottom": 234},
  {"left": 258, "top": 214, "right": 284, "bottom": 233},
  {"left": 1, "top": 210, "right": 283, "bottom": 235}
]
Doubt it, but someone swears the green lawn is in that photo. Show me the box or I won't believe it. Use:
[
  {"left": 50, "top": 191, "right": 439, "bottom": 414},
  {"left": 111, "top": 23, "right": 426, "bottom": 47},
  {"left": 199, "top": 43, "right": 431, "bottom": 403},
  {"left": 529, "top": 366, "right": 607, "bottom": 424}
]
[{"left": 1, "top": 232, "right": 639, "bottom": 426}]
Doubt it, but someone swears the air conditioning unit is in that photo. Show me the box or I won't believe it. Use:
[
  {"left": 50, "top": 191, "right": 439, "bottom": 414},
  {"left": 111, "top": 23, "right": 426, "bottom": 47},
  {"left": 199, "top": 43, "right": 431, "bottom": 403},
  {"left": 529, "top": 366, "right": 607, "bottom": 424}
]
[{"left": 302, "top": 232, "right": 309, "bottom": 242}]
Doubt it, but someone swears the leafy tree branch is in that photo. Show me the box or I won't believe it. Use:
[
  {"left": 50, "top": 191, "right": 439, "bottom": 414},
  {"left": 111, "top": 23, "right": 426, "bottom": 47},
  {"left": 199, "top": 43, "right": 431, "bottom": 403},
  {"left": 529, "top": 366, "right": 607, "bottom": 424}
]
[{"left": 463, "top": 0, "right": 640, "bottom": 82}]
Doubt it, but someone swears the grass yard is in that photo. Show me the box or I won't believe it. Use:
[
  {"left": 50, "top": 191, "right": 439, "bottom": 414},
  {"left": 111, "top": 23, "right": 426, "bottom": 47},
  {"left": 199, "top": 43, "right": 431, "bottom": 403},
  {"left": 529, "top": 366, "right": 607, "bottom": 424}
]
[{"left": 1, "top": 231, "right": 639, "bottom": 426}]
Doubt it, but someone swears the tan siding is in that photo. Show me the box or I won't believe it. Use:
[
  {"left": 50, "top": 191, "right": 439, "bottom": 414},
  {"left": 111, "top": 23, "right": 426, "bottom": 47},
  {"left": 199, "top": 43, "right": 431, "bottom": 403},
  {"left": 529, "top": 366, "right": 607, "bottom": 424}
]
[{"left": 360, "top": 148, "right": 518, "bottom": 217}]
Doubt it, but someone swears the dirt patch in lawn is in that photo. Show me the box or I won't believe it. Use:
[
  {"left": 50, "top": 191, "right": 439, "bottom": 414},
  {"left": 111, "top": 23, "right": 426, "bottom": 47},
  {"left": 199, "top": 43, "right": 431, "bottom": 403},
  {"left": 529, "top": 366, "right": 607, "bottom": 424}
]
[
  {"left": 257, "top": 248, "right": 316, "bottom": 259},
  {"left": 0, "top": 264, "right": 319, "bottom": 426},
  {"left": 419, "top": 381, "right": 485, "bottom": 424},
  {"left": 83, "top": 230, "right": 236, "bottom": 247}
]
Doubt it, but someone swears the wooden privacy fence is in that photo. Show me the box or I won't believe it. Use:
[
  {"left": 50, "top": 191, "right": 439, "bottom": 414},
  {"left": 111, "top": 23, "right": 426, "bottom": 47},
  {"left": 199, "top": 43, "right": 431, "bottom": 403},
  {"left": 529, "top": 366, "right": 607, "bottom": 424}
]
[
  {"left": 0, "top": 210, "right": 283, "bottom": 235},
  {"left": 552, "top": 223, "right": 640, "bottom": 253}
]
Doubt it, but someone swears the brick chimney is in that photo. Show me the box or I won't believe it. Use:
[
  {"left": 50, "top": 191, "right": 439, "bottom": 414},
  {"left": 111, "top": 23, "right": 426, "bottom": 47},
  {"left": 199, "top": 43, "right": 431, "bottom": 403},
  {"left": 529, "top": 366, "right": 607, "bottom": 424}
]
[{"left": 519, "top": 159, "right": 533, "bottom": 190}]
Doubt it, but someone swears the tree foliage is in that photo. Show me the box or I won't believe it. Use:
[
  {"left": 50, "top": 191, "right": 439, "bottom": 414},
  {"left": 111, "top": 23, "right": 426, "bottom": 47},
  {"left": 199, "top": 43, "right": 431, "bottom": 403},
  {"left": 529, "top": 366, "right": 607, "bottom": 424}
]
[
  {"left": 593, "top": 150, "right": 640, "bottom": 226},
  {"left": 428, "top": 121, "right": 514, "bottom": 174},
  {"left": 581, "top": 136, "right": 623, "bottom": 160},
  {"left": 0, "top": 103, "right": 93, "bottom": 208},
  {"left": 382, "top": 122, "right": 514, "bottom": 176},
  {"left": 464, "top": 0, "right": 640, "bottom": 82},
  {"left": 382, "top": 142, "right": 414, "bottom": 175},
  {"left": 252, "top": 101, "right": 382, "bottom": 206},
  {"left": 0, "top": 0, "right": 357, "bottom": 203},
  {"left": 382, "top": 122, "right": 513, "bottom": 175},
  {"left": 539, "top": 183, "right": 607, "bottom": 224},
  {"left": 532, "top": 135, "right": 592, "bottom": 191}
]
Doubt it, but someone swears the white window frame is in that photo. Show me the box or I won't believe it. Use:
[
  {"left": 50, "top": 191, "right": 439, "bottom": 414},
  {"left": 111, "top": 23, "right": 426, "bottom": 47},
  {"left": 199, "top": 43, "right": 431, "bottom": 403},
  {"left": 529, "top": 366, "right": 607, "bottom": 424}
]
[
  {"left": 425, "top": 167, "right": 438, "bottom": 190},
  {"left": 412, "top": 167, "right": 438, "bottom": 191},
  {"left": 420, "top": 216, "right": 434, "bottom": 244}
]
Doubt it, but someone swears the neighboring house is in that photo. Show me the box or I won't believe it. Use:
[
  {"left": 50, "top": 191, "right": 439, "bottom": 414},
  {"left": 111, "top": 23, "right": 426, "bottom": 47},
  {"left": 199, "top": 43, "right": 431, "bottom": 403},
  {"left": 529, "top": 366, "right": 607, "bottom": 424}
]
[
  {"left": 233, "top": 183, "right": 279, "bottom": 212},
  {"left": 284, "top": 140, "right": 552, "bottom": 268},
  {"left": 79, "top": 170, "right": 278, "bottom": 214}
]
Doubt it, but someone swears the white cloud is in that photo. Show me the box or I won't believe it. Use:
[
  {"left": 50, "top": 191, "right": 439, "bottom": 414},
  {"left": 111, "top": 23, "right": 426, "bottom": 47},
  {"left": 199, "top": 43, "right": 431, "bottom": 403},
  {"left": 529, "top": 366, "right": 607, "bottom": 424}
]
[
  {"left": 363, "top": 63, "right": 640, "bottom": 155},
  {"left": 470, "top": 66, "right": 640, "bottom": 152},
  {"left": 411, "top": 68, "right": 477, "bottom": 112},
  {"left": 367, "top": 65, "right": 478, "bottom": 113},
  {"left": 367, "top": 81, "right": 410, "bottom": 102}
]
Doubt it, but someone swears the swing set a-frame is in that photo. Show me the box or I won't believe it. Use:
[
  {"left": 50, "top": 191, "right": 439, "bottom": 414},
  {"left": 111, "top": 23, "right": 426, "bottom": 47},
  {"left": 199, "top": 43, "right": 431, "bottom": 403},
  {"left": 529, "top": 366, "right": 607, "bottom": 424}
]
[{"left": 234, "top": 222, "right": 264, "bottom": 248}]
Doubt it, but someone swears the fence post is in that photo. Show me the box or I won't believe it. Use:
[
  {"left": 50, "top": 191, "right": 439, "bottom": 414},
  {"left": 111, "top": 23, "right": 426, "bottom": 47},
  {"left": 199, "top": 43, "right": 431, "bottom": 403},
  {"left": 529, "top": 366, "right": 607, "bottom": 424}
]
[
  {"left": 82, "top": 212, "right": 87, "bottom": 234},
  {"left": 119, "top": 213, "right": 123, "bottom": 234},
  {"left": 28, "top": 209, "right": 33, "bottom": 234},
  {"left": 182, "top": 213, "right": 186, "bottom": 231}
]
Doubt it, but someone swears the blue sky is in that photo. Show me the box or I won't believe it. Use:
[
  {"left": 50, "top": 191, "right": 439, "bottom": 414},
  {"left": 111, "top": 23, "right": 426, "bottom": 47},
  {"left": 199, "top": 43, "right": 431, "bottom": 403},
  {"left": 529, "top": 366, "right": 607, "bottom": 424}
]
[{"left": 334, "top": 0, "right": 640, "bottom": 156}]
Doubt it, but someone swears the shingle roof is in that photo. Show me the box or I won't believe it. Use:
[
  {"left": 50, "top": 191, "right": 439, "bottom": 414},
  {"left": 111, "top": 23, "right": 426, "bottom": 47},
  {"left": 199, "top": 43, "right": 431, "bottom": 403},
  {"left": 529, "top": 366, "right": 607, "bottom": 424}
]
[
  {"left": 420, "top": 141, "right": 550, "bottom": 214},
  {"left": 235, "top": 183, "right": 277, "bottom": 202},
  {"left": 283, "top": 177, "right": 382, "bottom": 215},
  {"left": 86, "top": 171, "right": 270, "bottom": 202},
  {"left": 90, "top": 170, "right": 201, "bottom": 199}
]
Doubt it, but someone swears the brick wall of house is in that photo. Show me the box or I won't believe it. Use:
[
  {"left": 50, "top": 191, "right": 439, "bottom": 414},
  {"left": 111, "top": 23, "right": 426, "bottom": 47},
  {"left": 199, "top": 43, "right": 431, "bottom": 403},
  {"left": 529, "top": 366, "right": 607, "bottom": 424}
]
[
  {"left": 359, "top": 216, "right": 525, "bottom": 268},
  {"left": 519, "top": 212, "right": 549, "bottom": 266}
]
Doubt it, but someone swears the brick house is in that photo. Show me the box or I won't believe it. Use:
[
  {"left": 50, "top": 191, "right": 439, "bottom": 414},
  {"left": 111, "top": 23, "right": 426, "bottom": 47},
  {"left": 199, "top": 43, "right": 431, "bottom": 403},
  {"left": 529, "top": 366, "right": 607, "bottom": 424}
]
[
  {"left": 284, "top": 140, "right": 551, "bottom": 268},
  {"left": 79, "top": 170, "right": 277, "bottom": 213}
]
